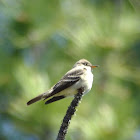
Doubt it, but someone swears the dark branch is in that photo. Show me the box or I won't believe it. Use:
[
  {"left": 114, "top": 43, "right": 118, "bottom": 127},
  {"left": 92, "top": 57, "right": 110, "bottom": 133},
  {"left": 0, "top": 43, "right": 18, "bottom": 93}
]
[{"left": 56, "top": 88, "right": 84, "bottom": 140}]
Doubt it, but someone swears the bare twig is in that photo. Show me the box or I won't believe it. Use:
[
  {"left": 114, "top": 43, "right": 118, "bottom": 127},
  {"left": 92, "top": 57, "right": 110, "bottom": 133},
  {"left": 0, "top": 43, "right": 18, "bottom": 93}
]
[{"left": 56, "top": 88, "right": 84, "bottom": 140}]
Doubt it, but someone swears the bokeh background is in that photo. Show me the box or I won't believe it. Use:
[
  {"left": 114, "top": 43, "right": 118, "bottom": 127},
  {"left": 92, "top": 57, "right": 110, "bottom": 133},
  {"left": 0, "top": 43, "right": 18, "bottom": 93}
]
[{"left": 0, "top": 0, "right": 140, "bottom": 140}]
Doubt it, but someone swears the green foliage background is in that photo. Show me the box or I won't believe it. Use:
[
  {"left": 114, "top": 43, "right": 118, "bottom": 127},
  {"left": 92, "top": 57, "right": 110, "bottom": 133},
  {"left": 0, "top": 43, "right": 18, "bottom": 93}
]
[{"left": 0, "top": 0, "right": 140, "bottom": 140}]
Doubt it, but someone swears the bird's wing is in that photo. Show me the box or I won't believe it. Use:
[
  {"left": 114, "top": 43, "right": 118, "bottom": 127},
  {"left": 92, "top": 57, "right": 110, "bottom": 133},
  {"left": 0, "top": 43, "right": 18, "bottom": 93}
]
[{"left": 44, "top": 69, "right": 83, "bottom": 99}]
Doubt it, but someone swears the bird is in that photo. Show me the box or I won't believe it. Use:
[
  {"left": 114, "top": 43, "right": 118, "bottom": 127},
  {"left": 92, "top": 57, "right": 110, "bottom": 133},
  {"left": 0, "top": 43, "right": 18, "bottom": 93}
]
[{"left": 27, "top": 59, "right": 98, "bottom": 105}]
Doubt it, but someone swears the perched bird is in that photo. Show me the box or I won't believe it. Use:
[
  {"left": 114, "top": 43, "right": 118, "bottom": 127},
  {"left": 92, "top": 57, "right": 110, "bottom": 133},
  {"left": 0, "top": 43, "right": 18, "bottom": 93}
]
[{"left": 27, "top": 59, "right": 98, "bottom": 105}]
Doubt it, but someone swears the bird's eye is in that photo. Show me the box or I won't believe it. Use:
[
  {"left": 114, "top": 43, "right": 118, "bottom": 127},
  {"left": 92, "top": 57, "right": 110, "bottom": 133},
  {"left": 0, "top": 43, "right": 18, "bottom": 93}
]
[{"left": 83, "top": 63, "right": 88, "bottom": 66}]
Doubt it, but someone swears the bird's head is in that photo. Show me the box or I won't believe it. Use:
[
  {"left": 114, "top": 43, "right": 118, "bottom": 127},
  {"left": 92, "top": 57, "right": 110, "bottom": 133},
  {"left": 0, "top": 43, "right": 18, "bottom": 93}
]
[{"left": 73, "top": 59, "right": 98, "bottom": 69}]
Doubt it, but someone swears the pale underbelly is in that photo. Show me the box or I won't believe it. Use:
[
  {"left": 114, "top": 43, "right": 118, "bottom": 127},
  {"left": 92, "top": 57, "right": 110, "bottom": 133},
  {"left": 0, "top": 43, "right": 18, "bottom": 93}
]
[{"left": 53, "top": 87, "right": 77, "bottom": 97}]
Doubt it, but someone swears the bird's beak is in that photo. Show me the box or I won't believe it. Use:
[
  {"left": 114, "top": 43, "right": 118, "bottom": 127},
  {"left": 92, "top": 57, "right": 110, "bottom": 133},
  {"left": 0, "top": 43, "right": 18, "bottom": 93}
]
[{"left": 91, "top": 65, "right": 99, "bottom": 68}]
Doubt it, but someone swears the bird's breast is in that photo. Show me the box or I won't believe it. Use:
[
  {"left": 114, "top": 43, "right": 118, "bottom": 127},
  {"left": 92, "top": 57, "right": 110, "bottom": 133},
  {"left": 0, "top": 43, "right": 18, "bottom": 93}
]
[
  {"left": 80, "top": 70, "right": 93, "bottom": 94},
  {"left": 72, "top": 68, "right": 93, "bottom": 95}
]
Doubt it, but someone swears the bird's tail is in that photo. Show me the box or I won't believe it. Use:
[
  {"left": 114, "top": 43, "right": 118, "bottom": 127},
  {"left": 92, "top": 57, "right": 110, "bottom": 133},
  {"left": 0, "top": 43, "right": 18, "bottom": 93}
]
[{"left": 27, "top": 92, "right": 49, "bottom": 105}]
